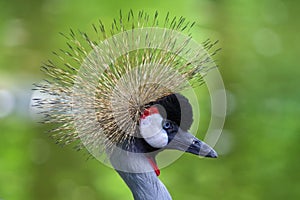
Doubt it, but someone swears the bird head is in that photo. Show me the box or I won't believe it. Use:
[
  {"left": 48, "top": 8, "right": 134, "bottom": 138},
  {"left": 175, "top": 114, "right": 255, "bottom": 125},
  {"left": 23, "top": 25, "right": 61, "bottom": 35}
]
[
  {"left": 139, "top": 93, "right": 217, "bottom": 158},
  {"left": 34, "top": 11, "right": 220, "bottom": 176}
]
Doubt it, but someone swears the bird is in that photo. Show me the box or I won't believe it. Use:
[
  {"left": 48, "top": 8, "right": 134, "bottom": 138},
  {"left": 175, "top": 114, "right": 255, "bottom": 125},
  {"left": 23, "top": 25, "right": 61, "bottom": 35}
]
[{"left": 33, "top": 10, "right": 219, "bottom": 200}]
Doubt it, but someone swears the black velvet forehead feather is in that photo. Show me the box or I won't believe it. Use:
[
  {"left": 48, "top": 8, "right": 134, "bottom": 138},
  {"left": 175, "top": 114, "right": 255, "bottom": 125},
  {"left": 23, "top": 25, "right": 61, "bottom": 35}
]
[{"left": 148, "top": 93, "right": 193, "bottom": 131}]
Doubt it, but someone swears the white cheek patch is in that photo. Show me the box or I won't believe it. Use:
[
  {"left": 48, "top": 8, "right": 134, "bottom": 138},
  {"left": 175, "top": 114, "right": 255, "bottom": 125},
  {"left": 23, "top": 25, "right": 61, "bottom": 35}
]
[{"left": 140, "top": 113, "right": 168, "bottom": 148}]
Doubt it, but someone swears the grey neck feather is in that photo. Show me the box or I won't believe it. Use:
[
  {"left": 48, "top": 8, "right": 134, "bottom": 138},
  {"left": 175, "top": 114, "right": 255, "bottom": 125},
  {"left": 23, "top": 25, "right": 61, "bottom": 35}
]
[
  {"left": 110, "top": 148, "right": 172, "bottom": 200},
  {"left": 116, "top": 170, "right": 171, "bottom": 200}
]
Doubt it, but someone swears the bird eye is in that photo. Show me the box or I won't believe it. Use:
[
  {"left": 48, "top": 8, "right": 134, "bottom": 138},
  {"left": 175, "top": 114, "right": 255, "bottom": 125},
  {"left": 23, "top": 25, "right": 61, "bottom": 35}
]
[{"left": 163, "top": 121, "right": 171, "bottom": 129}]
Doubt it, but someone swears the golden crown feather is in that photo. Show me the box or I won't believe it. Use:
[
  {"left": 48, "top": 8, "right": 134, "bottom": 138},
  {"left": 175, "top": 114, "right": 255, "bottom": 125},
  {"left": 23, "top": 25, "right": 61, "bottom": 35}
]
[{"left": 33, "top": 10, "right": 219, "bottom": 156}]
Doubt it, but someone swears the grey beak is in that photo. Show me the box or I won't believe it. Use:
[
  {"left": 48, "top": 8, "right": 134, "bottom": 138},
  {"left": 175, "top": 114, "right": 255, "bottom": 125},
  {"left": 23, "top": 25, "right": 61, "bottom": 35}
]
[{"left": 166, "top": 128, "right": 218, "bottom": 158}]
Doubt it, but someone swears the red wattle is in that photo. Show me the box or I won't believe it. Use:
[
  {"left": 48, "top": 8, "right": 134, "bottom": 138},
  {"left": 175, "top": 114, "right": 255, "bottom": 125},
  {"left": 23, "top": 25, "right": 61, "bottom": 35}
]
[{"left": 147, "top": 157, "right": 160, "bottom": 176}]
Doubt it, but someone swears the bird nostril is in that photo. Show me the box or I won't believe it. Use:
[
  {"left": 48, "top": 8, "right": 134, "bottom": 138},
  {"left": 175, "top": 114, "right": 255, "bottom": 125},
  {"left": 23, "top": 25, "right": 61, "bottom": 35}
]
[{"left": 192, "top": 140, "right": 200, "bottom": 145}]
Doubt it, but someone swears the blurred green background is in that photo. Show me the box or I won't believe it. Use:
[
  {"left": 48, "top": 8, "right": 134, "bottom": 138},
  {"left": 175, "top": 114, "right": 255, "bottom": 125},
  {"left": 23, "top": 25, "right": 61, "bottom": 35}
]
[{"left": 0, "top": 0, "right": 299, "bottom": 199}]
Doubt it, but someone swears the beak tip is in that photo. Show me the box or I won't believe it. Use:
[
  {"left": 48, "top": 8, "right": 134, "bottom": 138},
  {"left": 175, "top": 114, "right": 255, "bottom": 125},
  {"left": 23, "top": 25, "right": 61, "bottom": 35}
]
[{"left": 205, "top": 150, "right": 218, "bottom": 158}]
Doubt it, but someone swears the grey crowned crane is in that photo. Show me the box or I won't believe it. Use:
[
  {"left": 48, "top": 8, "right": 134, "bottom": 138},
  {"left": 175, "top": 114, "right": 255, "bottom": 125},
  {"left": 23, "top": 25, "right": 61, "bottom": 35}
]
[{"left": 33, "top": 10, "right": 219, "bottom": 200}]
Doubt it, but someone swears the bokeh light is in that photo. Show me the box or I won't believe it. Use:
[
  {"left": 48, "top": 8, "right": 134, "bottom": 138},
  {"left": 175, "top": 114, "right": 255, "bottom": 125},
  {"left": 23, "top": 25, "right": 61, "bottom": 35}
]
[{"left": 0, "top": 89, "right": 15, "bottom": 118}]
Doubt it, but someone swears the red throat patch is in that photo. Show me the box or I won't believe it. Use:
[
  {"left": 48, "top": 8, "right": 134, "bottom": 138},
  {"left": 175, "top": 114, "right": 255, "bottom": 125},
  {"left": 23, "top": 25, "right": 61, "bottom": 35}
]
[{"left": 147, "top": 157, "right": 160, "bottom": 176}]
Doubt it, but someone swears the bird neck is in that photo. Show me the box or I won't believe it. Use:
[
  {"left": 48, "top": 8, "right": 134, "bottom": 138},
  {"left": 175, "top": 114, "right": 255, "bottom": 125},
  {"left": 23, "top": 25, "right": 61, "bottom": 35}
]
[
  {"left": 110, "top": 149, "right": 172, "bottom": 200},
  {"left": 116, "top": 170, "right": 172, "bottom": 200}
]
